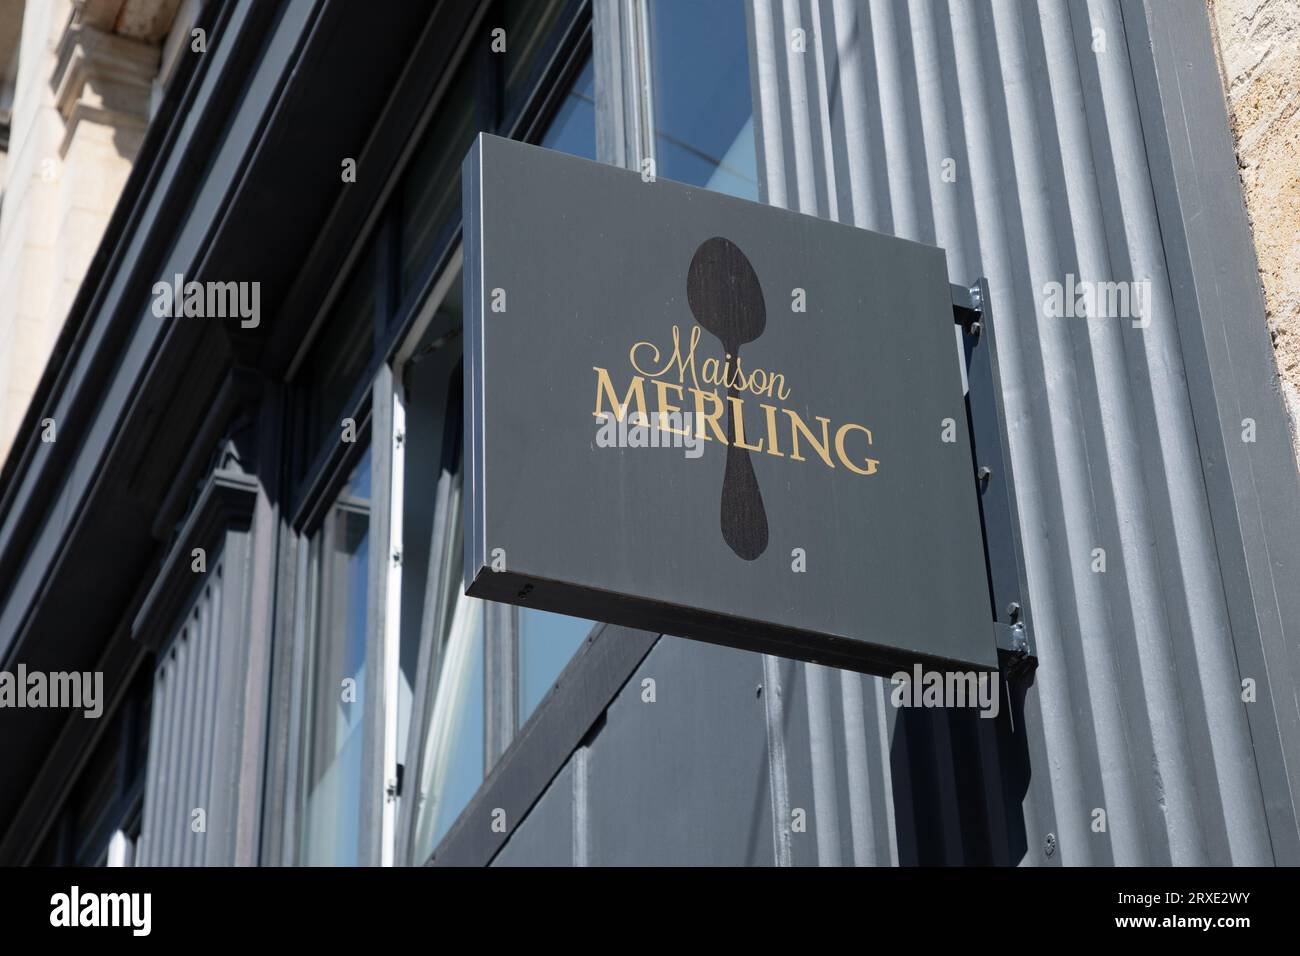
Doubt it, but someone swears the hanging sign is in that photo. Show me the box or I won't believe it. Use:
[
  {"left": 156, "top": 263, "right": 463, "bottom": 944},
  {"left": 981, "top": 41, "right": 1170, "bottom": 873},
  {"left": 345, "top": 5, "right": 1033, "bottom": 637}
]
[{"left": 463, "top": 134, "right": 995, "bottom": 675}]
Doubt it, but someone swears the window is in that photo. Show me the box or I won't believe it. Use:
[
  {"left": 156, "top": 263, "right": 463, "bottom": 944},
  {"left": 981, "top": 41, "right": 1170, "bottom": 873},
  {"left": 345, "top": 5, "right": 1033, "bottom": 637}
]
[
  {"left": 397, "top": 49, "right": 599, "bottom": 864},
  {"left": 518, "top": 608, "right": 591, "bottom": 719},
  {"left": 399, "top": 64, "right": 477, "bottom": 299},
  {"left": 500, "top": 0, "right": 571, "bottom": 108},
  {"left": 417, "top": 586, "right": 485, "bottom": 856},
  {"left": 296, "top": 244, "right": 378, "bottom": 483},
  {"left": 396, "top": 281, "right": 477, "bottom": 861},
  {"left": 539, "top": 58, "right": 595, "bottom": 159},
  {"left": 398, "top": 322, "right": 592, "bottom": 860},
  {"left": 291, "top": 2, "right": 599, "bottom": 870},
  {"left": 398, "top": 295, "right": 592, "bottom": 861},
  {"left": 409, "top": 458, "right": 486, "bottom": 860},
  {"left": 299, "top": 448, "right": 372, "bottom": 866},
  {"left": 648, "top": 0, "right": 758, "bottom": 199},
  {"left": 398, "top": 0, "right": 582, "bottom": 305},
  {"left": 30, "top": 670, "right": 150, "bottom": 866}
]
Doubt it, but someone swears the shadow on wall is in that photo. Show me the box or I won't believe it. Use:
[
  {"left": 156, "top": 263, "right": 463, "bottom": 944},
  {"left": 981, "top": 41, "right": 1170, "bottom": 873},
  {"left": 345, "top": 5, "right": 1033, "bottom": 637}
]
[{"left": 890, "top": 671, "right": 1034, "bottom": 866}]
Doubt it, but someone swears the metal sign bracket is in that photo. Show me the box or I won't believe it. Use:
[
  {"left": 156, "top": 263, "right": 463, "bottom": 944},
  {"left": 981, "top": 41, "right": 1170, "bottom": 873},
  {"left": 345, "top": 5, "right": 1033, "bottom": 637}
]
[{"left": 952, "top": 279, "right": 1038, "bottom": 678}]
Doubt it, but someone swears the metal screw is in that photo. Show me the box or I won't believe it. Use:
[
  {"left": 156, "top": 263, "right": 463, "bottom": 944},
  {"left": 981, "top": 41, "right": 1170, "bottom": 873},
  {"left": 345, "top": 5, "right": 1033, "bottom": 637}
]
[
  {"left": 1006, "top": 602, "right": 1022, "bottom": 625},
  {"left": 756, "top": 684, "right": 763, "bottom": 698},
  {"left": 1044, "top": 833, "right": 1057, "bottom": 858},
  {"left": 977, "top": 465, "right": 992, "bottom": 488},
  {"left": 968, "top": 320, "right": 982, "bottom": 339},
  {"left": 1011, "top": 623, "right": 1028, "bottom": 654}
]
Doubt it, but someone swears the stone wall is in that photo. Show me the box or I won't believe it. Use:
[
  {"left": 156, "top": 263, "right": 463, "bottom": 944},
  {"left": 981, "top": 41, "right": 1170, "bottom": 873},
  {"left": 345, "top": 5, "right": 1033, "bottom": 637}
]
[
  {"left": 1208, "top": 0, "right": 1300, "bottom": 468},
  {"left": 0, "top": 0, "right": 185, "bottom": 464}
]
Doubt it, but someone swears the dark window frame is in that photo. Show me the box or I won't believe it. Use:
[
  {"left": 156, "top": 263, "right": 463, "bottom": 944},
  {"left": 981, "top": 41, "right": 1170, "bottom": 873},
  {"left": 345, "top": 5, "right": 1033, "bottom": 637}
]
[{"left": 273, "top": 0, "right": 596, "bottom": 868}]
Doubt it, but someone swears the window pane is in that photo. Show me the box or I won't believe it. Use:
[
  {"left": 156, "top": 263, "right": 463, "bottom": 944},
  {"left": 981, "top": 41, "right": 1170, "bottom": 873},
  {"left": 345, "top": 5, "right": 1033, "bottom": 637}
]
[
  {"left": 298, "top": 245, "right": 376, "bottom": 479},
  {"left": 501, "top": 0, "right": 568, "bottom": 108},
  {"left": 397, "top": 282, "right": 463, "bottom": 781},
  {"left": 412, "top": 493, "right": 486, "bottom": 861},
  {"left": 539, "top": 59, "right": 595, "bottom": 159},
  {"left": 405, "top": 53, "right": 600, "bottom": 862},
  {"left": 648, "top": 0, "right": 758, "bottom": 200},
  {"left": 400, "top": 330, "right": 486, "bottom": 863},
  {"left": 400, "top": 64, "right": 477, "bottom": 298},
  {"left": 519, "top": 608, "right": 592, "bottom": 721},
  {"left": 301, "top": 448, "right": 372, "bottom": 866}
]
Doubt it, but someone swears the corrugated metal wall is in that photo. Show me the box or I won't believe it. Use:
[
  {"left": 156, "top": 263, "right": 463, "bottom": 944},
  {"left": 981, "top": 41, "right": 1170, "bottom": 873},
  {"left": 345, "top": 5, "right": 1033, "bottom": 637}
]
[
  {"left": 137, "top": 566, "right": 226, "bottom": 866},
  {"left": 495, "top": 0, "right": 1298, "bottom": 866},
  {"left": 745, "top": 0, "right": 1277, "bottom": 865}
]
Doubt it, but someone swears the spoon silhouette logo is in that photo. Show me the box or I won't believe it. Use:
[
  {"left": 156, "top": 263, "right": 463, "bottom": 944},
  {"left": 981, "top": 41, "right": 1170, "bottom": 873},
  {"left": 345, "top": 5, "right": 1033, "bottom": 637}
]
[{"left": 686, "top": 237, "right": 770, "bottom": 561}]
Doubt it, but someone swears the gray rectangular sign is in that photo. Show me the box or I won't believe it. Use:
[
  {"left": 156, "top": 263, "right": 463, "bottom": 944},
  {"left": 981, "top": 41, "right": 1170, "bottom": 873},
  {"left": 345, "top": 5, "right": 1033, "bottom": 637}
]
[{"left": 463, "top": 133, "right": 995, "bottom": 675}]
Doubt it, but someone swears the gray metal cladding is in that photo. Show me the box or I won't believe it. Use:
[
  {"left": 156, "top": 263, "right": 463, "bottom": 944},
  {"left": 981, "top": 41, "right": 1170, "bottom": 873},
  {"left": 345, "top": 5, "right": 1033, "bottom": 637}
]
[
  {"left": 496, "top": 637, "right": 780, "bottom": 866},
  {"left": 739, "top": 0, "right": 1296, "bottom": 864},
  {"left": 492, "top": 761, "right": 577, "bottom": 867},
  {"left": 137, "top": 566, "right": 224, "bottom": 866}
]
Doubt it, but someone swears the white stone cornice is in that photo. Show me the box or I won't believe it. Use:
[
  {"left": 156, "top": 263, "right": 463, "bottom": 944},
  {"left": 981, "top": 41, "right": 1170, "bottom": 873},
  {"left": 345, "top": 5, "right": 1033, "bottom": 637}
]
[{"left": 51, "top": 20, "right": 157, "bottom": 155}]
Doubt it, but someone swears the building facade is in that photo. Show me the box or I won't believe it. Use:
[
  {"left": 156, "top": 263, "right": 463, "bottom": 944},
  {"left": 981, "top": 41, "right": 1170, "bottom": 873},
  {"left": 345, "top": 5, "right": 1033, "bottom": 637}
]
[{"left": 0, "top": 0, "right": 1297, "bottom": 867}]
